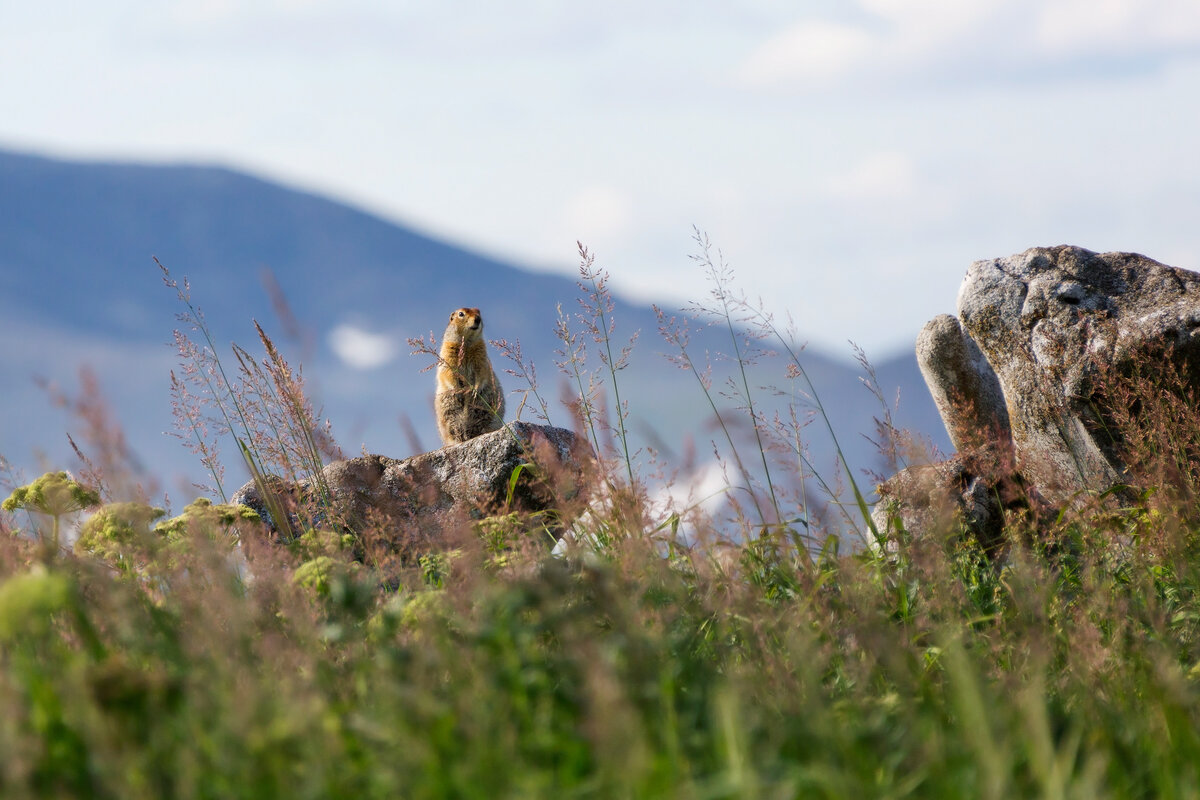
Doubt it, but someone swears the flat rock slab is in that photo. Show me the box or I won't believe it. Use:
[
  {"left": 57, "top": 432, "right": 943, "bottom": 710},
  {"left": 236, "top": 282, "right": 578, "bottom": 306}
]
[{"left": 232, "top": 422, "right": 593, "bottom": 551}]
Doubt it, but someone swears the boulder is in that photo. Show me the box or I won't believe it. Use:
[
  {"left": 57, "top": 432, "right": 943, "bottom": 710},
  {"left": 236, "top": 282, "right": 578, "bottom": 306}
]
[
  {"left": 958, "top": 245, "right": 1200, "bottom": 501},
  {"left": 232, "top": 422, "right": 594, "bottom": 553},
  {"left": 880, "top": 245, "right": 1200, "bottom": 546}
]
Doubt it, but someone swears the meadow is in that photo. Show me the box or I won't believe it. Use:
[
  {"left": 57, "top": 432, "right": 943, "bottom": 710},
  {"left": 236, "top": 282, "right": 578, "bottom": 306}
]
[{"left": 2, "top": 237, "right": 1200, "bottom": 798}]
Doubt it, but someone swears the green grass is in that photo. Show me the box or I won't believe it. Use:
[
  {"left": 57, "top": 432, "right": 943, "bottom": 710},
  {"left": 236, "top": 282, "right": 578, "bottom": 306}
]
[
  {"left": 4, "top": 247, "right": 1200, "bottom": 798},
  {"left": 3, "top": 487, "right": 1200, "bottom": 798}
]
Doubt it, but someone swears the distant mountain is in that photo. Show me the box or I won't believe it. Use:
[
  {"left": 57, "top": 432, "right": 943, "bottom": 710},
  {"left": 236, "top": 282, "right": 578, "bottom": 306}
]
[{"left": 0, "top": 147, "right": 949, "bottom": 503}]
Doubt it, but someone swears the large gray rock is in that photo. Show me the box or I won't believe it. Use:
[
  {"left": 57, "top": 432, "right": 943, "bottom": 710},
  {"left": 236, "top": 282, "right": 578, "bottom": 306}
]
[
  {"left": 232, "top": 422, "right": 593, "bottom": 553},
  {"left": 958, "top": 245, "right": 1200, "bottom": 500},
  {"left": 880, "top": 245, "right": 1200, "bottom": 547}
]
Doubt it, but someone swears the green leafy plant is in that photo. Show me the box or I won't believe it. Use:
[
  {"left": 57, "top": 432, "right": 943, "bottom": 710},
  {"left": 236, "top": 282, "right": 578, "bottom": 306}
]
[{"left": 3, "top": 471, "right": 101, "bottom": 553}]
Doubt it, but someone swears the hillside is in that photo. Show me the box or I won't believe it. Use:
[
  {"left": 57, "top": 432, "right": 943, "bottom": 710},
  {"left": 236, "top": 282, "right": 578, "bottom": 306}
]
[{"left": 0, "top": 147, "right": 948, "bottom": 495}]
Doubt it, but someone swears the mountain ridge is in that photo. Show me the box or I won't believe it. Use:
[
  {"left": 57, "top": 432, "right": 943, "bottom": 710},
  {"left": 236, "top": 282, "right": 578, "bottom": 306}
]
[{"left": 0, "top": 146, "right": 948, "bottom": 496}]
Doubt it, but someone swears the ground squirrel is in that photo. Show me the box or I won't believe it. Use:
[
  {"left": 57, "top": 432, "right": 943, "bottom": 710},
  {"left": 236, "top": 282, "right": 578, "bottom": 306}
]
[{"left": 435, "top": 307, "right": 505, "bottom": 445}]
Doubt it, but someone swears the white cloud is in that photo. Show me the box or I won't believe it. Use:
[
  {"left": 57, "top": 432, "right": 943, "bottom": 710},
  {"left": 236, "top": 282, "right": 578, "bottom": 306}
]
[
  {"left": 859, "top": 0, "right": 1001, "bottom": 33},
  {"left": 1035, "top": 0, "right": 1200, "bottom": 52},
  {"left": 737, "top": 21, "right": 875, "bottom": 88},
  {"left": 167, "top": 0, "right": 240, "bottom": 26},
  {"left": 737, "top": 0, "right": 1200, "bottom": 91},
  {"left": 827, "top": 152, "right": 916, "bottom": 202},
  {"left": 328, "top": 324, "right": 398, "bottom": 370},
  {"left": 564, "top": 185, "right": 635, "bottom": 244}
]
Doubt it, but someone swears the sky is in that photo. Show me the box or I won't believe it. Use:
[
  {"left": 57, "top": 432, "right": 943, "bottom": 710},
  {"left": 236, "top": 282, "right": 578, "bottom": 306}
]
[{"left": 4, "top": 0, "right": 1200, "bottom": 360}]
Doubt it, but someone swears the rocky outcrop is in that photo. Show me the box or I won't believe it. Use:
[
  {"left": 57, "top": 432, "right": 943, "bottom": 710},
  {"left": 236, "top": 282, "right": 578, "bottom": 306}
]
[
  {"left": 958, "top": 246, "right": 1200, "bottom": 499},
  {"left": 878, "top": 245, "right": 1200, "bottom": 544},
  {"left": 232, "top": 422, "right": 593, "bottom": 552}
]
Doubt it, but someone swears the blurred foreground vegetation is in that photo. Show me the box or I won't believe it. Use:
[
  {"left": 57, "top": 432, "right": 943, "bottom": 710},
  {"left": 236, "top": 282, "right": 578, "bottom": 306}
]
[{"left": 4, "top": 469, "right": 1200, "bottom": 798}]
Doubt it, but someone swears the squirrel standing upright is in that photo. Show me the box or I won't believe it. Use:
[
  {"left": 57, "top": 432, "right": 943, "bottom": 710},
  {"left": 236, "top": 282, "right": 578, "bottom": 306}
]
[{"left": 435, "top": 307, "right": 505, "bottom": 445}]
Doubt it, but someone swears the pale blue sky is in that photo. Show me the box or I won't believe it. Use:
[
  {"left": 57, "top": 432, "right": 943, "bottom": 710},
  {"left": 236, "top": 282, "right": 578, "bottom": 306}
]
[{"left": 4, "top": 0, "right": 1199, "bottom": 358}]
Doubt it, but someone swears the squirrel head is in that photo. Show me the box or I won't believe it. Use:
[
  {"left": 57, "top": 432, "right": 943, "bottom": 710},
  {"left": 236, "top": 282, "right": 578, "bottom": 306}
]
[{"left": 448, "top": 308, "right": 484, "bottom": 337}]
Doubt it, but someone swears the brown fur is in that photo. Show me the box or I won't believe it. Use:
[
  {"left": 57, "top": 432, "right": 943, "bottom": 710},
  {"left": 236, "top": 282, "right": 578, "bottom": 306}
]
[{"left": 435, "top": 307, "right": 505, "bottom": 445}]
